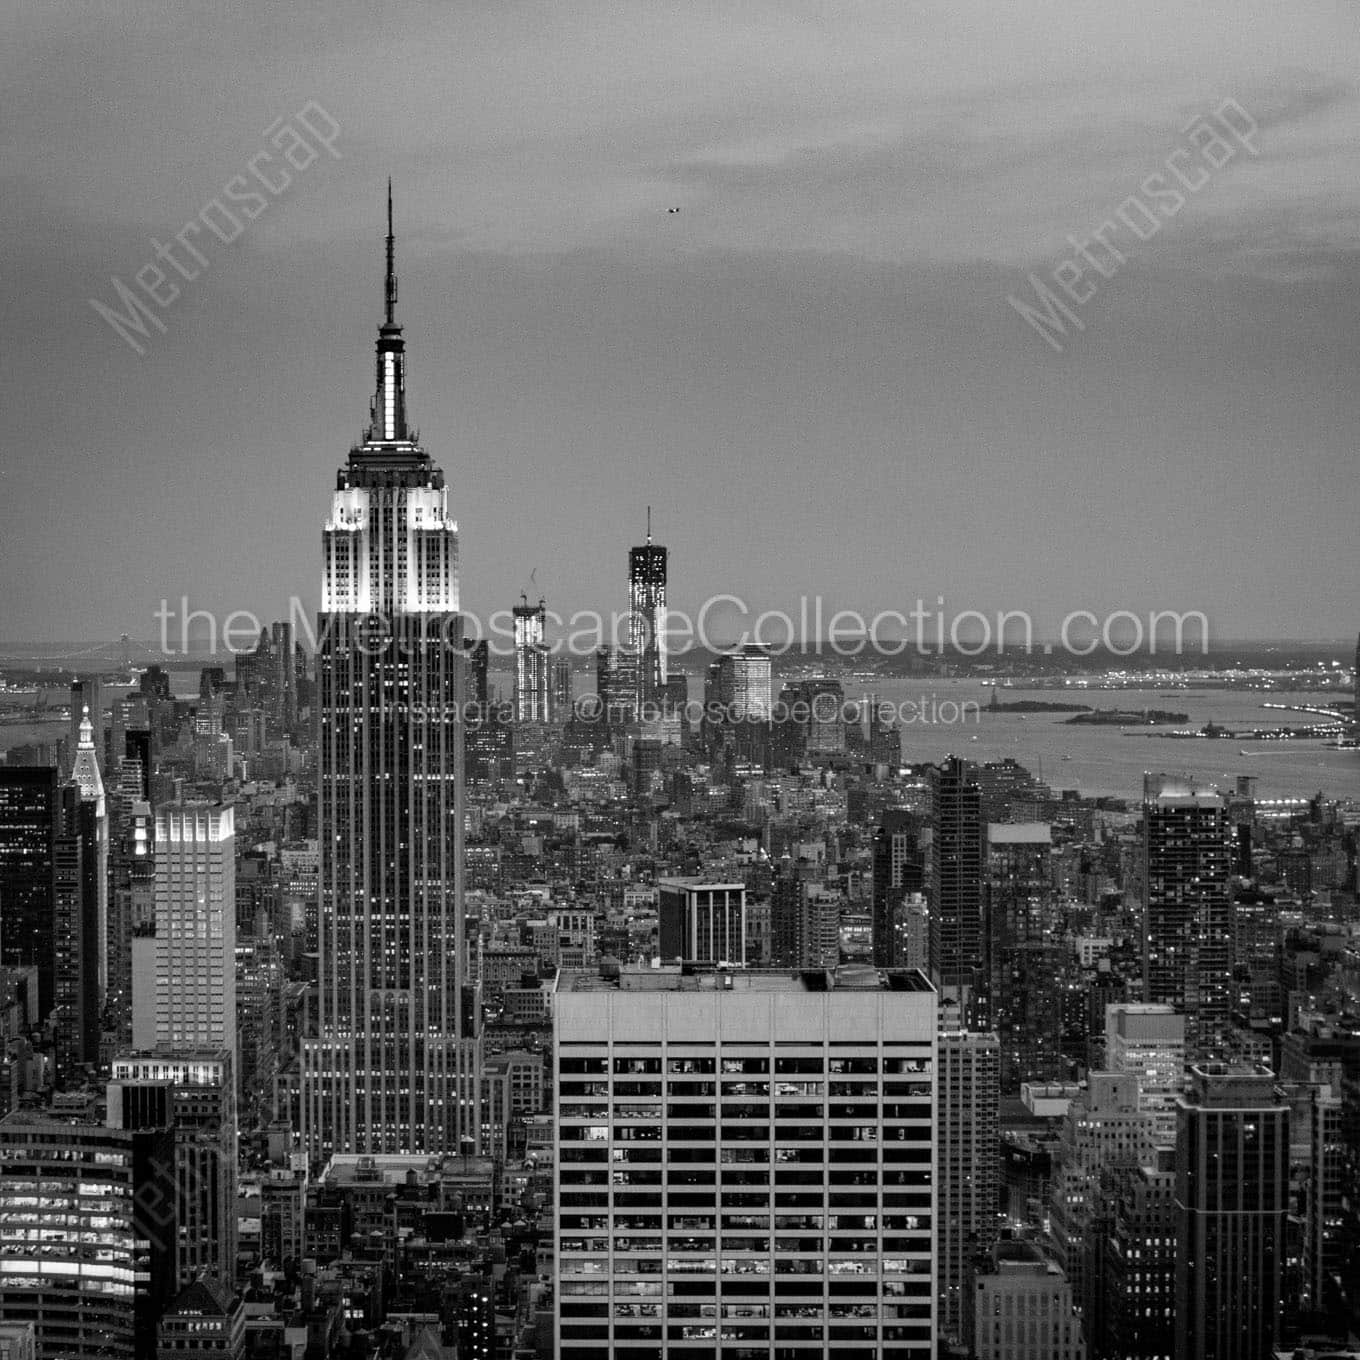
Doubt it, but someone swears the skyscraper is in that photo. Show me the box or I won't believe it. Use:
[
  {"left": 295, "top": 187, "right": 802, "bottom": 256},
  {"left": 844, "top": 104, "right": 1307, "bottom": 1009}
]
[
  {"left": 1174, "top": 1063, "right": 1288, "bottom": 1360},
  {"left": 466, "top": 637, "right": 490, "bottom": 709},
  {"left": 106, "top": 720, "right": 154, "bottom": 1048},
  {"left": 1099, "top": 1148, "right": 1177, "bottom": 1360},
  {"left": 69, "top": 709, "right": 108, "bottom": 1000},
  {"left": 1104, "top": 1002, "right": 1186, "bottom": 1147},
  {"left": 712, "top": 644, "right": 772, "bottom": 720},
  {"left": 628, "top": 510, "right": 667, "bottom": 709},
  {"left": 872, "top": 809, "right": 925, "bottom": 968},
  {"left": 304, "top": 187, "right": 476, "bottom": 1160},
  {"left": 52, "top": 779, "right": 102, "bottom": 1073},
  {"left": 595, "top": 643, "right": 639, "bottom": 727},
  {"left": 553, "top": 964, "right": 938, "bottom": 1358},
  {"left": 0, "top": 768, "right": 60, "bottom": 1017},
  {"left": 986, "top": 823, "right": 1064, "bottom": 1093},
  {"left": 137, "top": 804, "right": 236, "bottom": 1075},
  {"left": 937, "top": 1024, "right": 1000, "bottom": 1349},
  {"left": 929, "top": 757, "right": 986, "bottom": 1025},
  {"left": 551, "top": 656, "right": 573, "bottom": 720},
  {"left": 270, "top": 619, "right": 297, "bottom": 728},
  {"left": 0, "top": 1113, "right": 144, "bottom": 1359},
  {"left": 109, "top": 1048, "right": 237, "bottom": 1295},
  {"left": 1142, "top": 775, "right": 1232, "bottom": 1060},
  {"left": 776, "top": 677, "right": 846, "bottom": 763},
  {"left": 1049, "top": 1071, "right": 1155, "bottom": 1330},
  {"left": 513, "top": 594, "right": 550, "bottom": 723},
  {"left": 770, "top": 856, "right": 840, "bottom": 969}
]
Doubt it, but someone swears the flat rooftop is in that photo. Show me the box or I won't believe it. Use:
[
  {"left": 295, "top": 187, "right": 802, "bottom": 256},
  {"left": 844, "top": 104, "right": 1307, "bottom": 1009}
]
[
  {"left": 558, "top": 965, "right": 934, "bottom": 995},
  {"left": 655, "top": 878, "right": 746, "bottom": 891}
]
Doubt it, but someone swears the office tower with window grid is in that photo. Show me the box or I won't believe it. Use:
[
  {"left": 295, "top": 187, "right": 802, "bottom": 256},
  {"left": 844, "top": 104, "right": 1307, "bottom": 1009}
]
[
  {"left": 928, "top": 757, "right": 986, "bottom": 1026},
  {"left": 1174, "top": 1063, "right": 1288, "bottom": 1360},
  {"left": 937, "top": 1025, "right": 1000, "bottom": 1350},
  {"left": 553, "top": 964, "right": 937, "bottom": 1359},
  {"left": 1141, "top": 776, "right": 1232, "bottom": 1060},
  {"left": 139, "top": 804, "right": 236, "bottom": 1079}
]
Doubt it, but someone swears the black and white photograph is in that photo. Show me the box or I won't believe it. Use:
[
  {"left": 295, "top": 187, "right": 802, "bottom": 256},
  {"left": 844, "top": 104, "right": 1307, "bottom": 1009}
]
[{"left": 1, "top": 3, "right": 1358, "bottom": 1357}]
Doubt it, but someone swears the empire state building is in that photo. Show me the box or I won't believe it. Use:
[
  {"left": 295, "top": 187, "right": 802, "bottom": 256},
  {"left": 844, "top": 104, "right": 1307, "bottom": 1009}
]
[{"left": 303, "top": 187, "right": 478, "bottom": 1159}]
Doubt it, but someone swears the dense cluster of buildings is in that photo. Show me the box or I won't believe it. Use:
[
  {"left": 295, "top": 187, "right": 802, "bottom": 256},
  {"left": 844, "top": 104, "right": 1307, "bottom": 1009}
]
[{"left": 0, "top": 196, "right": 1357, "bottom": 1359}]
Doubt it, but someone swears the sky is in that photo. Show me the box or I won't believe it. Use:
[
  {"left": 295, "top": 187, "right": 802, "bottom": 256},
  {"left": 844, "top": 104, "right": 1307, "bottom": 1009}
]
[{"left": 2, "top": 0, "right": 1358, "bottom": 649}]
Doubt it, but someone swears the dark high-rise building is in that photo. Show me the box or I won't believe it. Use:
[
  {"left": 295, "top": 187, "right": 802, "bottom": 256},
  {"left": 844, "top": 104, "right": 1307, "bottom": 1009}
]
[
  {"left": 986, "top": 822, "right": 1065, "bottom": 1093},
  {"left": 774, "top": 677, "right": 846, "bottom": 765},
  {"left": 770, "top": 855, "right": 839, "bottom": 969},
  {"left": 52, "top": 780, "right": 103, "bottom": 1075},
  {"left": 234, "top": 627, "right": 272, "bottom": 704},
  {"left": 628, "top": 510, "right": 667, "bottom": 709},
  {"left": 975, "top": 756, "right": 1047, "bottom": 822},
  {"left": 235, "top": 621, "right": 297, "bottom": 730},
  {"left": 466, "top": 638, "right": 490, "bottom": 709},
  {"left": 1174, "top": 1063, "right": 1288, "bottom": 1360},
  {"left": 0, "top": 768, "right": 60, "bottom": 1017},
  {"left": 465, "top": 717, "right": 514, "bottom": 784},
  {"left": 871, "top": 809, "right": 925, "bottom": 967},
  {"left": 1279, "top": 1015, "right": 1360, "bottom": 1334},
  {"left": 551, "top": 656, "right": 573, "bottom": 720},
  {"left": 866, "top": 694, "right": 902, "bottom": 766},
  {"left": 1049, "top": 1071, "right": 1154, "bottom": 1341},
  {"left": 106, "top": 751, "right": 153, "bottom": 1047},
  {"left": 1100, "top": 1148, "right": 1178, "bottom": 1360},
  {"left": 463, "top": 637, "right": 512, "bottom": 781},
  {"left": 937, "top": 1025, "right": 1000, "bottom": 1350},
  {"left": 304, "top": 186, "right": 477, "bottom": 1161},
  {"left": 109, "top": 1049, "right": 237, "bottom": 1296},
  {"left": 1142, "top": 775, "right": 1232, "bottom": 1059},
  {"left": 595, "top": 644, "right": 639, "bottom": 727},
  {"left": 929, "top": 757, "right": 986, "bottom": 1025},
  {"left": 271, "top": 619, "right": 296, "bottom": 726},
  {"left": 140, "top": 665, "right": 172, "bottom": 702},
  {"left": 197, "top": 666, "right": 227, "bottom": 701}
]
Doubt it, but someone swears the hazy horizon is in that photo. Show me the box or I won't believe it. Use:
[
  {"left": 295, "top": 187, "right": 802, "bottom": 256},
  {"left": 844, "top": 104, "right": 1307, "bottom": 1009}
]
[{"left": 3, "top": 1, "right": 1359, "bottom": 642}]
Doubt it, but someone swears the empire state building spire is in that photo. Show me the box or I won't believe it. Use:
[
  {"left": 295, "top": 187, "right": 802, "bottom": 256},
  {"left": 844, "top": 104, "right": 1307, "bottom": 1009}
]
[
  {"left": 311, "top": 188, "right": 470, "bottom": 1163},
  {"left": 367, "top": 179, "right": 409, "bottom": 443}
]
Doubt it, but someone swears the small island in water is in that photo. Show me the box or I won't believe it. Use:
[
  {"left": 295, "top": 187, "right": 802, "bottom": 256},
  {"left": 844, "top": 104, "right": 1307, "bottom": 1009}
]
[
  {"left": 985, "top": 690, "right": 1187, "bottom": 724},
  {"left": 1064, "top": 708, "right": 1189, "bottom": 726}
]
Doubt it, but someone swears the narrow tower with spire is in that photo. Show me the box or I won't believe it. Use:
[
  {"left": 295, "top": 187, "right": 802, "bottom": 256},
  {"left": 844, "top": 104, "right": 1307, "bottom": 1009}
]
[
  {"left": 306, "top": 187, "right": 477, "bottom": 1161},
  {"left": 368, "top": 179, "right": 409, "bottom": 443},
  {"left": 629, "top": 509, "right": 668, "bottom": 711}
]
